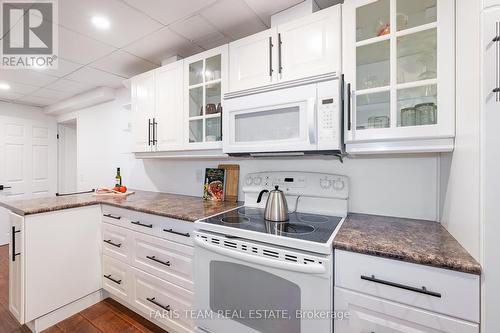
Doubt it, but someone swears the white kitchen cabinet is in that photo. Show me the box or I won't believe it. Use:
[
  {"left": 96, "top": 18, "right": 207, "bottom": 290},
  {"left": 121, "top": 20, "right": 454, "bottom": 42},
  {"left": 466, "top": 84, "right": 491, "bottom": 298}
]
[
  {"left": 484, "top": 0, "right": 500, "bottom": 9},
  {"left": 131, "top": 71, "right": 155, "bottom": 152},
  {"left": 8, "top": 206, "right": 102, "bottom": 325},
  {"left": 278, "top": 5, "right": 340, "bottom": 83},
  {"left": 343, "top": 0, "right": 456, "bottom": 154},
  {"left": 228, "top": 29, "right": 276, "bottom": 92},
  {"left": 9, "top": 212, "right": 24, "bottom": 324},
  {"left": 183, "top": 45, "right": 228, "bottom": 150},
  {"left": 335, "top": 288, "right": 479, "bottom": 333},
  {"left": 228, "top": 6, "right": 340, "bottom": 94},
  {"left": 155, "top": 62, "right": 184, "bottom": 151}
]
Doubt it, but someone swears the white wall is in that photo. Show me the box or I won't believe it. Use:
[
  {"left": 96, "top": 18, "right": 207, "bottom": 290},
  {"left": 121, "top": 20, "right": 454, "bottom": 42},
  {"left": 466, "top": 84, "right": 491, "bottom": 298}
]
[
  {"left": 438, "top": 0, "right": 482, "bottom": 261},
  {"left": 76, "top": 89, "right": 440, "bottom": 221},
  {"left": 57, "top": 122, "right": 77, "bottom": 194}
]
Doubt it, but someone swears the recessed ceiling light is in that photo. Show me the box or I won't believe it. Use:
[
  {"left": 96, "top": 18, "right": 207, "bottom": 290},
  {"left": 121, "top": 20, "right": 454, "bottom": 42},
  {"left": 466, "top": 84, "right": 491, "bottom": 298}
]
[
  {"left": 0, "top": 83, "right": 11, "bottom": 90},
  {"left": 91, "top": 16, "right": 111, "bottom": 30}
]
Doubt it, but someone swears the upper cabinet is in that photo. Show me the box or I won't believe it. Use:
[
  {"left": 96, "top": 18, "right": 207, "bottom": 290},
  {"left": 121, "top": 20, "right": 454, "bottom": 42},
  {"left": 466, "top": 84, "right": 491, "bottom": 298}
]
[
  {"left": 343, "top": 0, "right": 455, "bottom": 154},
  {"left": 184, "top": 45, "right": 228, "bottom": 150},
  {"left": 131, "top": 71, "right": 155, "bottom": 153},
  {"left": 228, "top": 5, "right": 341, "bottom": 94}
]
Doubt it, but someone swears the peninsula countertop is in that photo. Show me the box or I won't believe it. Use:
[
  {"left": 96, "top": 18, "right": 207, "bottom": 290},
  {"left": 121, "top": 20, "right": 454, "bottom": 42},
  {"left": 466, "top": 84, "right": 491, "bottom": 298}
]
[
  {"left": 0, "top": 190, "right": 241, "bottom": 222},
  {"left": 334, "top": 213, "right": 481, "bottom": 275}
]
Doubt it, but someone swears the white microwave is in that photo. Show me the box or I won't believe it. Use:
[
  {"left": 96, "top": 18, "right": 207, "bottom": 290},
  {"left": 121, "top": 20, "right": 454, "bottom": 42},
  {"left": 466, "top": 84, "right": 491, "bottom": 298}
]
[{"left": 223, "top": 80, "right": 343, "bottom": 155}]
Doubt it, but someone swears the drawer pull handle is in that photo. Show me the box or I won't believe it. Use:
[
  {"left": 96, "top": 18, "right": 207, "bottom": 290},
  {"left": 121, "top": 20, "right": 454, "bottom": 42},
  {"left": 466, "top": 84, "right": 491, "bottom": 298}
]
[
  {"left": 163, "top": 228, "right": 190, "bottom": 237},
  {"left": 146, "top": 255, "right": 171, "bottom": 267},
  {"left": 147, "top": 297, "right": 170, "bottom": 311},
  {"left": 103, "top": 214, "right": 121, "bottom": 220},
  {"left": 131, "top": 221, "right": 153, "bottom": 228},
  {"left": 104, "top": 274, "right": 122, "bottom": 285},
  {"left": 360, "top": 275, "right": 441, "bottom": 298},
  {"left": 104, "top": 239, "right": 122, "bottom": 248}
]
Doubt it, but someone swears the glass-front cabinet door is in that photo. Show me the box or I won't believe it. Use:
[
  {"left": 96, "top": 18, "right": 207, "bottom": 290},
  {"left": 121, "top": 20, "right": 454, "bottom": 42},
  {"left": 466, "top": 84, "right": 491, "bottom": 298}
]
[
  {"left": 184, "top": 45, "right": 228, "bottom": 150},
  {"left": 342, "top": 0, "right": 455, "bottom": 153}
]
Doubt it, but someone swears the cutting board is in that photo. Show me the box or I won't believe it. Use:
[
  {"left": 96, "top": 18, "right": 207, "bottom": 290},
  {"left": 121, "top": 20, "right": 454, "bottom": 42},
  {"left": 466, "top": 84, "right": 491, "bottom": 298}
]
[
  {"left": 93, "top": 191, "right": 135, "bottom": 197},
  {"left": 219, "top": 164, "right": 239, "bottom": 202}
]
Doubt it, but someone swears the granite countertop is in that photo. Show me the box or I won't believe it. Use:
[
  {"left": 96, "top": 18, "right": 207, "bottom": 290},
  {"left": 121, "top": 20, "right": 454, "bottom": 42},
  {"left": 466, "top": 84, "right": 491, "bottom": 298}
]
[
  {"left": 0, "top": 190, "right": 241, "bottom": 222},
  {"left": 334, "top": 213, "right": 481, "bottom": 275}
]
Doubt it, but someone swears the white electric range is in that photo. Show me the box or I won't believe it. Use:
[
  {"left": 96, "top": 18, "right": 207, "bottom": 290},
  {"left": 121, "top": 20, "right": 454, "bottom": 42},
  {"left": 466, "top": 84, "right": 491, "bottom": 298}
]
[{"left": 193, "top": 171, "right": 349, "bottom": 333}]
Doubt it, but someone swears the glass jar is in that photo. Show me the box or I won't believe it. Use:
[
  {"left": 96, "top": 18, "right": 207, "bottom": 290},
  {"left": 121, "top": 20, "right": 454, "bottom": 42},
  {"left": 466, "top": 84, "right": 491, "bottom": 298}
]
[
  {"left": 415, "top": 103, "right": 436, "bottom": 125},
  {"left": 401, "top": 107, "right": 416, "bottom": 127}
]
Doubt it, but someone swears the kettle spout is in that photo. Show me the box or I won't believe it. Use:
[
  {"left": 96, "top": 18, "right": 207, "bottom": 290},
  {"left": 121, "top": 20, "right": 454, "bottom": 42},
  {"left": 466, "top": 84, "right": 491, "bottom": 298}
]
[{"left": 257, "top": 189, "right": 269, "bottom": 203}]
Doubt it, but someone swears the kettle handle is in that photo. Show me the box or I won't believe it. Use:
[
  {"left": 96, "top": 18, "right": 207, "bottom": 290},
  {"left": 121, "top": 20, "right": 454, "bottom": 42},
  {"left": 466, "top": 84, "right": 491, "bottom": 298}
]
[{"left": 257, "top": 189, "right": 269, "bottom": 203}]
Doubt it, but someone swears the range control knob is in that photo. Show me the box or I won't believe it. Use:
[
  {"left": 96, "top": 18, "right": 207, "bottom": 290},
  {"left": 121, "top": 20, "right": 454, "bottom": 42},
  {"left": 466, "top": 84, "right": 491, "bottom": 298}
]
[
  {"left": 320, "top": 178, "right": 331, "bottom": 189},
  {"left": 253, "top": 176, "right": 262, "bottom": 185},
  {"left": 245, "top": 176, "right": 253, "bottom": 186},
  {"left": 333, "top": 180, "right": 345, "bottom": 190}
]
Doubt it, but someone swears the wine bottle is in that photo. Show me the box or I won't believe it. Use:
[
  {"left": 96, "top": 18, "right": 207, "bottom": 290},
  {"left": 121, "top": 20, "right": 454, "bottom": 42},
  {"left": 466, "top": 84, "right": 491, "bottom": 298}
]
[{"left": 115, "top": 168, "right": 122, "bottom": 187}]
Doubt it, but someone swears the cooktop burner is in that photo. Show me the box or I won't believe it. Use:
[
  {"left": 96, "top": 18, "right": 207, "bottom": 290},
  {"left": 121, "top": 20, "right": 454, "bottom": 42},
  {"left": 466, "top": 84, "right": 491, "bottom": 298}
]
[
  {"left": 221, "top": 216, "right": 250, "bottom": 224},
  {"left": 199, "top": 207, "right": 343, "bottom": 244}
]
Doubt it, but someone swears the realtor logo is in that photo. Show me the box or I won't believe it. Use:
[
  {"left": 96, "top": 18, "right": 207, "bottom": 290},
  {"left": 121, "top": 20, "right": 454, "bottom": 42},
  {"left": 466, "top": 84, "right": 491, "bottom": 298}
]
[{"left": 1, "top": 0, "right": 58, "bottom": 68}]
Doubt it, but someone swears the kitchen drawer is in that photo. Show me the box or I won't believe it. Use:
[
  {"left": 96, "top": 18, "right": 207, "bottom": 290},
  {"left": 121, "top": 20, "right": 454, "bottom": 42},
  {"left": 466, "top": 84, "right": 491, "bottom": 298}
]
[
  {"left": 102, "top": 255, "right": 132, "bottom": 302},
  {"left": 335, "top": 250, "right": 480, "bottom": 323},
  {"left": 101, "top": 205, "right": 194, "bottom": 246},
  {"left": 102, "top": 222, "right": 130, "bottom": 262},
  {"left": 132, "top": 267, "right": 194, "bottom": 333},
  {"left": 334, "top": 287, "right": 479, "bottom": 333},
  {"left": 130, "top": 231, "right": 194, "bottom": 291}
]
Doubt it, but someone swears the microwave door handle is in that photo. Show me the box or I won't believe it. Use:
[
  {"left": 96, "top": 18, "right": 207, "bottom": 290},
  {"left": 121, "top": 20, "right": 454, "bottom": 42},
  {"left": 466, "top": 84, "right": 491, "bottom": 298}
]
[
  {"left": 307, "top": 98, "right": 316, "bottom": 144},
  {"left": 194, "top": 237, "right": 326, "bottom": 274}
]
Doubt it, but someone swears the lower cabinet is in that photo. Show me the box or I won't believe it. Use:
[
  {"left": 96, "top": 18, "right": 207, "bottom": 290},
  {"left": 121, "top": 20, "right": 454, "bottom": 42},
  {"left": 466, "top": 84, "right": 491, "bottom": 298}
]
[
  {"left": 335, "top": 288, "right": 479, "bottom": 333},
  {"left": 101, "top": 211, "right": 195, "bottom": 333},
  {"left": 334, "top": 250, "right": 480, "bottom": 333}
]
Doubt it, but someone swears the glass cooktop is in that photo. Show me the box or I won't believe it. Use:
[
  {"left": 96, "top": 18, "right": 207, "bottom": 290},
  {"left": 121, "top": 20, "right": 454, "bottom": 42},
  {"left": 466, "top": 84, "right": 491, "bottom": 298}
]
[{"left": 199, "top": 207, "right": 343, "bottom": 244}]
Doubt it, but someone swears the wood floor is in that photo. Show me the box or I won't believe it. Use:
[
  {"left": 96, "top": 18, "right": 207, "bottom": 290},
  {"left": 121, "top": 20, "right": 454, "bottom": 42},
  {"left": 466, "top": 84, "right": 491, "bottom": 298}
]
[{"left": 0, "top": 245, "right": 168, "bottom": 333}]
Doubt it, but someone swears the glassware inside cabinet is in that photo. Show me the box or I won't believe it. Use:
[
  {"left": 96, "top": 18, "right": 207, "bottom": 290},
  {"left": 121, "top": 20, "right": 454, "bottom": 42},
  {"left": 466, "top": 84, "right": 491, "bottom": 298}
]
[
  {"left": 397, "top": 0, "right": 437, "bottom": 31},
  {"left": 356, "top": 0, "right": 390, "bottom": 42},
  {"left": 397, "top": 85, "right": 437, "bottom": 127},
  {"left": 356, "top": 91, "right": 390, "bottom": 130},
  {"left": 397, "top": 28, "right": 437, "bottom": 84},
  {"left": 356, "top": 40, "right": 390, "bottom": 90},
  {"left": 206, "top": 82, "right": 221, "bottom": 115}
]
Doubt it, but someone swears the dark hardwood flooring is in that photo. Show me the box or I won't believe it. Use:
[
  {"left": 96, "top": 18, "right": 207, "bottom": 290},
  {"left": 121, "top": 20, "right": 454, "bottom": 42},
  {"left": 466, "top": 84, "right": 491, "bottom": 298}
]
[{"left": 0, "top": 245, "right": 168, "bottom": 333}]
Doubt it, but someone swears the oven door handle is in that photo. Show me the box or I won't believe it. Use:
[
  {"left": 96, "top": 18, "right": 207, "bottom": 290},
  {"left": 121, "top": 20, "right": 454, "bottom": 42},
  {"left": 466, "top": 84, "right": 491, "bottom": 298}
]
[
  {"left": 307, "top": 98, "right": 316, "bottom": 144},
  {"left": 194, "top": 237, "right": 326, "bottom": 274}
]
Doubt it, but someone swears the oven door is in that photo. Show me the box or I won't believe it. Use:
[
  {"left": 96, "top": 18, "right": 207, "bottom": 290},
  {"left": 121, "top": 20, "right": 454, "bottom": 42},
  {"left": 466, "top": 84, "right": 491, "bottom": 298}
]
[
  {"left": 223, "top": 84, "right": 318, "bottom": 154},
  {"left": 193, "top": 233, "right": 332, "bottom": 333}
]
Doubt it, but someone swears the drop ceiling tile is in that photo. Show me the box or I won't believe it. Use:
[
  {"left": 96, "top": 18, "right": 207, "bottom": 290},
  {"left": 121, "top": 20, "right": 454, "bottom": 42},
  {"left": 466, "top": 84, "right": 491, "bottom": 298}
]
[
  {"left": 58, "top": 27, "right": 116, "bottom": 65},
  {"left": 202, "top": 0, "right": 267, "bottom": 39},
  {"left": 14, "top": 95, "right": 57, "bottom": 107},
  {"left": 39, "top": 58, "right": 83, "bottom": 77},
  {"left": 124, "top": 27, "right": 203, "bottom": 65},
  {"left": 90, "top": 51, "right": 158, "bottom": 78},
  {"left": 170, "top": 15, "right": 221, "bottom": 42},
  {"left": 195, "top": 32, "right": 232, "bottom": 50},
  {"left": 57, "top": 0, "right": 163, "bottom": 48},
  {"left": 65, "top": 67, "right": 126, "bottom": 88},
  {"left": 0, "top": 69, "right": 58, "bottom": 87},
  {"left": 0, "top": 81, "right": 39, "bottom": 95},
  {"left": 123, "top": 0, "right": 217, "bottom": 25},
  {"left": 243, "top": 0, "right": 305, "bottom": 26},
  {"left": 45, "top": 78, "right": 94, "bottom": 94},
  {"left": 31, "top": 88, "right": 74, "bottom": 100},
  {"left": 0, "top": 91, "right": 25, "bottom": 101}
]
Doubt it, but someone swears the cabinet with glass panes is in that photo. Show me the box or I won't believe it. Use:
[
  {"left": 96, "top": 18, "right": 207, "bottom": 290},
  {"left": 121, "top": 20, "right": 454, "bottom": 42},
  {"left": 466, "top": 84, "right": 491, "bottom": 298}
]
[
  {"left": 184, "top": 45, "right": 228, "bottom": 149},
  {"left": 342, "top": 0, "right": 455, "bottom": 154}
]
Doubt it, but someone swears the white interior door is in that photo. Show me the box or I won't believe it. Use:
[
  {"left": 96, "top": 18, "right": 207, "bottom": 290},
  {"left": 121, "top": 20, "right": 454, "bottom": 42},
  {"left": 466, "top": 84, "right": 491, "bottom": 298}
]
[{"left": 0, "top": 116, "right": 56, "bottom": 245}]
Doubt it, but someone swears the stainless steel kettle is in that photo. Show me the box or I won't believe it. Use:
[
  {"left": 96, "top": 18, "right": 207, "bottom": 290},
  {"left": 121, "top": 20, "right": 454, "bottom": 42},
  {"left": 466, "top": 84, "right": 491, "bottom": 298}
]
[{"left": 257, "top": 186, "right": 289, "bottom": 222}]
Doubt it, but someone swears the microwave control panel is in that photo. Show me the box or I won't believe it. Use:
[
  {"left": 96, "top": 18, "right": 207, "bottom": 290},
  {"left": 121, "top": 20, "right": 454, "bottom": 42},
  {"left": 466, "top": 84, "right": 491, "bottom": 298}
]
[{"left": 317, "top": 80, "right": 341, "bottom": 151}]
